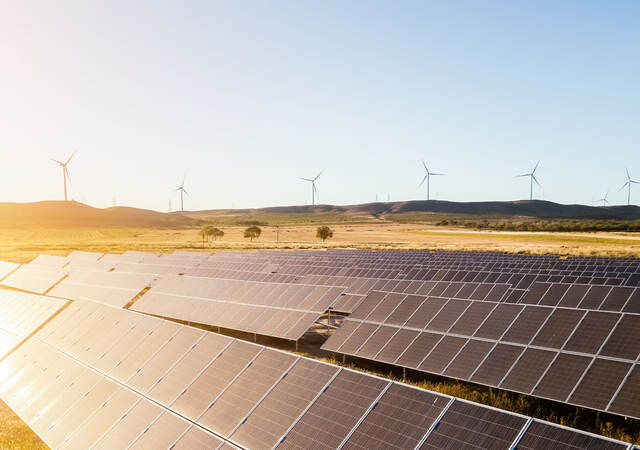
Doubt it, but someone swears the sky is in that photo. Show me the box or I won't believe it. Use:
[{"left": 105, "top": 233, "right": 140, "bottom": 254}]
[{"left": 0, "top": 1, "right": 638, "bottom": 211}]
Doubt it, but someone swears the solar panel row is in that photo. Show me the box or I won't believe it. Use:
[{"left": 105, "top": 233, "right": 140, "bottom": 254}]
[
  {"left": 323, "top": 289, "right": 640, "bottom": 419},
  {"left": 0, "top": 260, "right": 20, "bottom": 281},
  {"left": 0, "top": 297, "right": 628, "bottom": 450},
  {"left": 47, "top": 270, "right": 156, "bottom": 308},
  {"left": 131, "top": 275, "right": 345, "bottom": 340},
  {"left": 1, "top": 264, "right": 68, "bottom": 294}
]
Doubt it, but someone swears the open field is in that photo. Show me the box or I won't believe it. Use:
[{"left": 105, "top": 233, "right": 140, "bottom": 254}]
[{"left": 1, "top": 223, "right": 640, "bottom": 263}]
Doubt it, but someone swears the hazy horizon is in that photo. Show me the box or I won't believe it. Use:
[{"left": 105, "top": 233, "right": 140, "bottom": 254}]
[{"left": 1, "top": 1, "right": 638, "bottom": 211}]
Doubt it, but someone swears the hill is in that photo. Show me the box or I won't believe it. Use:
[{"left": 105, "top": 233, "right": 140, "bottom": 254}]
[
  {"left": 0, "top": 201, "right": 195, "bottom": 228},
  {"left": 188, "top": 200, "right": 640, "bottom": 222},
  {"left": 0, "top": 200, "right": 639, "bottom": 229}
]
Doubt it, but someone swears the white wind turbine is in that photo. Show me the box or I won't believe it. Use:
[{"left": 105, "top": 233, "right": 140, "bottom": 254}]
[
  {"left": 619, "top": 168, "right": 639, "bottom": 206},
  {"left": 516, "top": 160, "right": 541, "bottom": 201},
  {"left": 419, "top": 160, "right": 443, "bottom": 201},
  {"left": 175, "top": 175, "right": 190, "bottom": 211},
  {"left": 299, "top": 171, "right": 322, "bottom": 205},
  {"left": 596, "top": 190, "right": 611, "bottom": 207},
  {"left": 51, "top": 151, "right": 76, "bottom": 201}
]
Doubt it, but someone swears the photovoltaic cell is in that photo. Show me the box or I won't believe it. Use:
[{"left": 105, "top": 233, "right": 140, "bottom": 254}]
[
  {"left": 128, "top": 411, "right": 191, "bottom": 449},
  {"left": 474, "top": 304, "right": 523, "bottom": 340},
  {"left": 471, "top": 344, "right": 523, "bottom": 386},
  {"left": 375, "top": 329, "right": 420, "bottom": 364},
  {"left": 338, "top": 323, "right": 379, "bottom": 355},
  {"left": 608, "top": 364, "right": 640, "bottom": 418},
  {"left": 277, "top": 370, "right": 388, "bottom": 450},
  {"left": 530, "top": 309, "right": 584, "bottom": 349},
  {"left": 517, "top": 421, "right": 628, "bottom": 450},
  {"left": 356, "top": 326, "right": 398, "bottom": 359},
  {"left": 396, "top": 332, "right": 444, "bottom": 369},
  {"left": 569, "top": 359, "right": 632, "bottom": 411},
  {"left": 404, "top": 297, "right": 447, "bottom": 329},
  {"left": 420, "top": 400, "right": 527, "bottom": 450},
  {"left": 172, "top": 426, "right": 224, "bottom": 449},
  {"left": 563, "top": 311, "right": 619, "bottom": 354},
  {"left": 425, "top": 299, "right": 470, "bottom": 332},
  {"left": 448, "top": 302, "right": 495, "bottom": 336},
  {"left": 197, "top": 349, "right": 296, "bottom": 436},
  {"left": 230, "top": 359, "right": 339, "bottom": 450},
  {"left": 342, "top": 384, "right": 450, "bottom": 450},
  {"left": 418, "top": 335, "right": 467, "bottom": 374},
  {"left": 385, "top": 294, "right": 425, "bottom": 326},
  {"left": 533, "top": 353, "right": 592, "bottom": 402},
  {"left": 501, "top": 306, "right": 551, "bottom": 345},
  {"left": 443, "top": 339, "right": 494, "bottom": 379},
  {"left": 599, "top": 315, "right": 640, "bottom": 360},
  {"left": 500, "top": 348, "right": 557, "bottom": 394}
]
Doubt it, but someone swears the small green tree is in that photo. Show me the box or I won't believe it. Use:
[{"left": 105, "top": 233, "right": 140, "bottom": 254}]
[
  {"left": 244, "top": 226, "right": 262, "bottom": 241},
  {"left": 211, "top": 227, "right": 224, "bottom": 241},
  {"left": 316, "top": 226, "right": 334, "bottom": 242}
]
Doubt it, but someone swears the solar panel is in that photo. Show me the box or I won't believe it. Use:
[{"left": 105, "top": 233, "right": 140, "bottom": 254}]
[
  {"left": 1, "top": 264, "right": 68, "bottom": 294},
  {"left": 517, "top": 421, "right": 628, "bottom": 450},
  {"left": 419, "top": 400, "right": 527, "bottom": 449},
  {"left": 0, "top": 260, "right": 20, "bottom": 280},
  {"left": 276, "top": 370, "right": 389, "bottom": 450}
]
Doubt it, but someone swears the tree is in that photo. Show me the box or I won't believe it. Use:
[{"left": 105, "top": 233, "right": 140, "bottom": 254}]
[
  {"left": 210, "top": 227, "right": 224, "bottom": 241},
  {"left": 198, "top": 226, "right": 209, "bottom": 248},
  {"left": 244, "top": 226, "right": 262, "bottom": 241},
  {"left": 316, "top": 226, "right": 334, "bottom": 242}
]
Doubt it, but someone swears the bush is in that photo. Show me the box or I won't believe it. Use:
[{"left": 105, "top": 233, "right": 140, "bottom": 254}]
[
  {"left": 316, "top": 226, "right": 334, "bottom": 242},
  {"left": 244, "top": 226, "right": 262, "bottom": 241}
]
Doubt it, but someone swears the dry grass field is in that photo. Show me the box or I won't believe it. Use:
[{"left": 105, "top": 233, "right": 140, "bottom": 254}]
[
  {"left": 1, "top": 223, "right": 639, "bottom": 448},
  {"left": 1, "top": 223, "right": 639, "bottom": 263}
]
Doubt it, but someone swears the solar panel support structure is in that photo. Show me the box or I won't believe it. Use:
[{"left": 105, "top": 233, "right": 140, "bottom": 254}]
[
  {"left": 335, "top": 381, "right": 392, "bottom": 450},
  {"left": 414, "top": 397, "right": 455, "bottom": 449},
  {"left": 508, "top": 416, "right": 533, "bottom": 449}
]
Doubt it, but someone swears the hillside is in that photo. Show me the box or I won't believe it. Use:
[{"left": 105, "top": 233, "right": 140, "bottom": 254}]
[
  {"left": 188, "top": 200, "right": 640, "bottom": 221},
  {"left": 0, "top": 201, "right": 195, "bottom": 228},
  {"left": 0, "top": 200, "right": 639, "bottom": 229}
]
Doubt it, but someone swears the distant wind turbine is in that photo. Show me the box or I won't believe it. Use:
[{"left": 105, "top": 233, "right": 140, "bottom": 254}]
[
  {"left": 51, "top": 151, "right": 76, "bottom": 201},
  {"left": 619, "top": 168, "right": 639, "bottom": 206},
  {"left": 175, "top": 175, "right": 190, "bottom": 211},
  {"left": 596, "top": 190, "right": 611, "bottom": 207},
  {"left": 516, "top": 160, "right": 541, "bottom": 201},
  {"left": 419, "top": 160, "right": 443, "bottom": 201},
  {"left": 299, "top": 171, "right": 322, "bottom": 205}
]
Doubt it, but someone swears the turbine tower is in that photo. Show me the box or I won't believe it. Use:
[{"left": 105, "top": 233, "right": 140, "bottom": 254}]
[
  {"left": 299, "top": 171, "right": 322, "bottom": 205},
  {"left": 516, "top": 161, "right": 541, "bottom": 201},
  {"left": 419, "top": 160, "right": 443, "bottom": 201},
  {"left": 175, "top": 175, "right": 190, "bottom": 211},
  {"left": 596, "top": 190, "right": 611, "bottom": 207},
  {"left": 51, "top": 151, "right": 76, "bottom": 201},
  {"left": 619, "top": 168, "right": 639, "bottom": 206}
]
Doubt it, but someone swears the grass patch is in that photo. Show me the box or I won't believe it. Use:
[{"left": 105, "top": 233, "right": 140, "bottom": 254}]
[{"left": 0, "top": 400, "right": 47, "bottom": 450}]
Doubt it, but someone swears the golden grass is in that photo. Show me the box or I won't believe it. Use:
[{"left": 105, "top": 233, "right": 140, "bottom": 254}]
[
  {"left": 1, "top": 223, "right": 639, "bottom": 263},
  {"left": 0, "top": 400, "right": 47, "bottom": 450}
]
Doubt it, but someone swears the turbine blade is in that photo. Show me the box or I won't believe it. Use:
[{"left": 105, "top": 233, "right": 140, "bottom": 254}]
[
  {"left": 65, "top": 166, "right": 72, "bottom": 186},
  {"left": 51, "top": 159, "right": 63, "bottom": 165},
  {"left": 299, "top": 177, "right": 312, "bottom": 182},
  {"left": 532, "top": 175, "right": 541, "bottom": 187},
  {"left": 430, "top": 173, "right": 444, "bottom": 176},
  {"left": 183, "top": 189, "right": 190, "bottom": 198},
  {"left": 418, "top": 174, "right": 428, "bottom": 187},
  {"left": 422, "top": 159, "right": 429, "bottom": 171},
  {"left": 627, "top": 168, "right": 631, "bottom": 180},
  {"left": 533, "top": 160, "right": 540, "bottom": 173},
  {"left": 314, "top": 170, "right": 323, "bottom": 181},
  {"left": 516, "top": 173, "right": 530, "bottom": 177},
  {"left": 618, "top": 182, "right": 629, "bottom": 192},
  {"left": 65, "top": 151, "right": 77, "bottom": 165}
]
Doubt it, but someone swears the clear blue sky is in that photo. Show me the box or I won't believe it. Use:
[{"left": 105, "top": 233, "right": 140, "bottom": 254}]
[{"left": 1, "top": 1, "right": 638, "bottom": 210}]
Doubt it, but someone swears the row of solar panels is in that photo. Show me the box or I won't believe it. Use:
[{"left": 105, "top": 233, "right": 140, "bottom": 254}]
[
  {"left": 322, "top": 289, "right": 640, "bottom": 420},
  {"left": 0, "top": 291, "right": 632, "bottom": 449}
]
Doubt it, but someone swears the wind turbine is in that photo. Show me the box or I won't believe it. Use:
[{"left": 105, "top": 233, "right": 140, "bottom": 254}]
[
  {"left": 516, "top": 161, "right": 541, "bottom": 201},
  {"left": 419, "top": 160, "right": 443, "bottom": 201},
  {"left": 299, "top": 171, "right": 322, "bottom": 205},
  {"left": 175, "top": 175, "right": 190, "bottom": 211},
  {"left": 596, "top": 190, "right": 611, "bottom": 207},
  {"left": 618, "top": 168, "right": 639, "bottom": 206},
  {"left": 51, "top": 151, "right": 76, "bottom": 201}
]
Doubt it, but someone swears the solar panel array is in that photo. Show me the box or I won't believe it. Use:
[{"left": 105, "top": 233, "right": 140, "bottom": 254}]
[
  {"left": 0, "top": 295, "right": 630, "bottom": 450},
  {"left": 132, "top": 275, "right": 345, "bottom": 340},
  {"left": 322, "top": 288, "right": 640, "bottom": 420}
]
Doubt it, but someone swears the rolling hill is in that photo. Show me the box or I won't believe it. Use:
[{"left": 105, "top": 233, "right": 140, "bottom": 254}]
[{"left": 0, "top": 200, "right": 639, "bottom": 229}]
